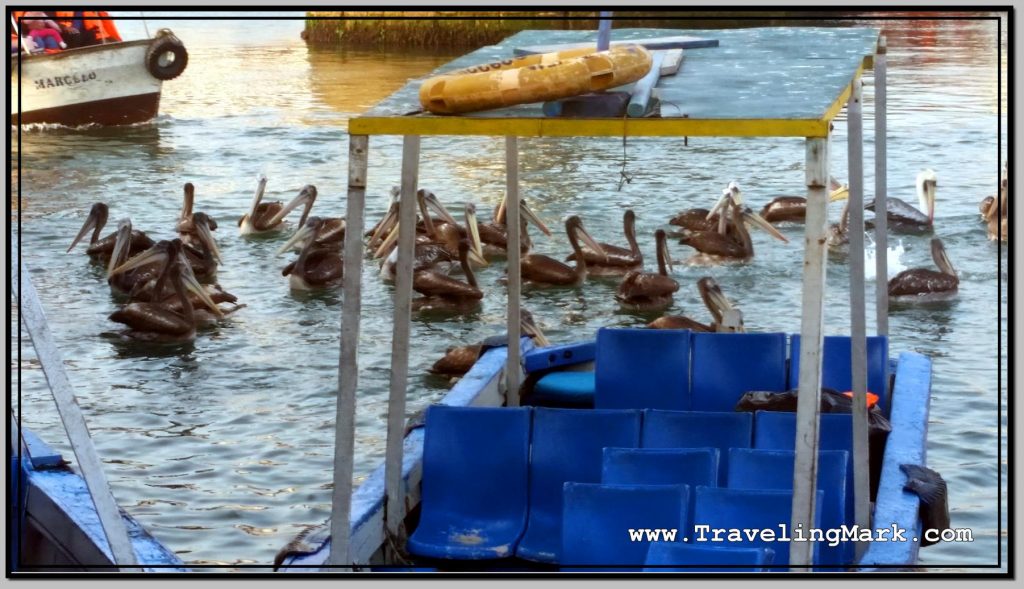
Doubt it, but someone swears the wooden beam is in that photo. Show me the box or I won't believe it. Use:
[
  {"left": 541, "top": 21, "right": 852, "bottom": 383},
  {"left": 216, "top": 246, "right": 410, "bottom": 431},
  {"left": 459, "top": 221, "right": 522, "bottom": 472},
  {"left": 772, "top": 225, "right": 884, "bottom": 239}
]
[
  {"left": 874, "top": 36, "right": 889, "bottom": 336},
  {"left": 505, "top": 136, "right": 522, "bottom": 408}
]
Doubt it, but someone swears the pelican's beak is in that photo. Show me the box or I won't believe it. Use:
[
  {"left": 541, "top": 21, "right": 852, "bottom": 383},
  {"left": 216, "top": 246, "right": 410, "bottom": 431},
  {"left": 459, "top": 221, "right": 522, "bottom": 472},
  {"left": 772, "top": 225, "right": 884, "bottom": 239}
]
[
  {"left": 468, "top": 247, "right": 489, "bottom": 267},
  {"left": 181, "top": 182, "right": 195, "bottom": 221},
  {"left": 67, "top": 205, "right": 107, "bottom": 253},
  {"left": 268, "top": 184, "right": 318, "bottom": 227},
  {"left": 829, "top": 184, "right": 850, "bottom": 202},
  {"left": 180, "top": 264, "right": 224, "bottom": 317},
  {"left": 374, "top": 222, "right": 400, "bottom": 259},
  {"left": 195, "top": 219, "right": 222, "bottom": 263},
  {"left": 925, "top": 179, "right": 937, "bottom": 223},
  {"left": 423, "top": 192, "right": 459, "bottom": 227},
  {"left": 521, "top": 315, "right": 551, "bottom": 348},
  {"left": 277, "top": 224, "right": 316, "bottom": 256},
  {"left": 575, "top": 223, "right": 608, "bottom": 262},
  {"left": 702, "top": 278, "right": 735, "bottom": 314},
  {"left": 728, "top": 182, "right": 744, "bottom": 206},
  {"left": 743, "top": 210, "right": 790, "bottom": 243},
  {"left": 932, "top": 238, "right": 956, "bottom": 276},
  {"left": 520, "top": 199, "right": 553, "bottom": 237},
  {"left": 494, "top": 195, "right": 507, "bottom": 225},
  {"left": 110, "top": 244, "right": 168, "bottom": 277},
  {"left": 106, "top": 221, "right": 133, "bottom": 276},
  {"left": 466, "top": 204, "right": 485, "bottom": 261},
  {"left": 243, "top": 175, "right": 268, "bottom": 225},
  {"left": 706, "top": 189, "right": 731, "bottom": 221},
  {"left": 368, "top": 205, "right": 398, "bottom": 247},
  {"left": 659, "top": 232, "right": 675, "bottom": 274}
]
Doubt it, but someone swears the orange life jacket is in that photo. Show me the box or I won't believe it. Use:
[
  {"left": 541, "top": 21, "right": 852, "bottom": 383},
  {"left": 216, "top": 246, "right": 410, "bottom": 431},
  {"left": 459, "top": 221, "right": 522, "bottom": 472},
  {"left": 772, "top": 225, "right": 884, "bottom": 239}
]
[{"left": 76, "top": 11, "right": 122, "bottom": 43}]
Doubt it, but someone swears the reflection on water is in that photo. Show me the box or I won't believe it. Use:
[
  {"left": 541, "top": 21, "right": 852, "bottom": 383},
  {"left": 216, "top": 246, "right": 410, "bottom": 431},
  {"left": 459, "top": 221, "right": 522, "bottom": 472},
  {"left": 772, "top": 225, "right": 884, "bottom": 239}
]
[{"left": 11, "top": 15, "right": 1006, "bottom": 570}]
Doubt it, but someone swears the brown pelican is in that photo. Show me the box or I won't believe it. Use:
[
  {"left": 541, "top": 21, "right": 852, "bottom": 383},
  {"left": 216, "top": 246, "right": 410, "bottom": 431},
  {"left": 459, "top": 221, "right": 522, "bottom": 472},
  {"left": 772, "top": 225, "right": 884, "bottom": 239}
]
[
  {"left": 373, "top": 196, "right": 479, "bottom": 280},
  {"left": 888, "top": 238, "right": 959, "bottom": 299},
  {"left": 678, "top": 195, "right": 788, "bottom": 262},
  {"left": 412, "top": 239, "right": 488, "bottom": 310},
  {"left": 181, "top": 212, "right": 221, "bottom": 280},
  {"left": 981, "top": 169, "right": 1008, "bottom": 242},
  {"left": 477, "top": 196, "right": 552, "bottom": 258},
  {"left": 668, "top": 182, "right": 742, "bottom": 232},
  {"left": 67, "top": 203, "right": 154, "bottom": 262},
  {"left": 648, "top": 277, "right": 743, "bottom": 332},
  {"left": 366, "top": 186, "right": 401, "bottom": 249},
  {"left": 759, "top": 177, "right": 848, "bottom": 224},
  {"left": 238, "top": 178, "right": 317, "bottom": 235},
  {"left": 429, "top": 311, "right": 551, "bottom": 379},
  {"left": 278, "top": 217, "right": 345, "bottom": 291},
  {"left": 108, "top": 247, "right": 224, "bottom": 343},
  {"left": 520, "top": 216, "right": 606, "bottom": 287},
  {"left": 615, "top": 229, "right": 678, "bottom": 311},
  {"left": 567, "top": 209, "right": 642, "bottom": 276},
  {"left": 176, "top": 182, "right": 219, "bottom": 247},
  {"left": 865, "top": 169, "right": 936, "bottom": 234},
  {"left": 105, "top": 219, "right": 163, "bottom": 296}
]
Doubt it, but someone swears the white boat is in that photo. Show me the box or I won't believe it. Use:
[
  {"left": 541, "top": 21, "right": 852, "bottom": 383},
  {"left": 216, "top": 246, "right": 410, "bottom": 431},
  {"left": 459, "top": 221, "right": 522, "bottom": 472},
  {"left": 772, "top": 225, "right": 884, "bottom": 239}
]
[{"left": 10, "top": 28, "right": 188, "bottom": 126}]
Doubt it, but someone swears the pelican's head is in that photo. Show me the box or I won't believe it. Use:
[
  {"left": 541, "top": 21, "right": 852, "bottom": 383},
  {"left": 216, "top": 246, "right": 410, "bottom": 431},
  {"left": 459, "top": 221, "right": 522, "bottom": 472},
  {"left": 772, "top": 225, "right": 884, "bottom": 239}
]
[
  {"left": 277, "top": 216, "right": 323, "bottom": 255},
  {"left": 566, "top": 216, "right": 607, "bottom": 262},
  {"left": 67, "top": 202, "right": 110, "bottom": 252},
  {"left": 930, "top": 237, "right": 956, "bottom": 277},
  {"left": 520, "top": 309, "right": 551, "bottom": 348},
  {"left": 916, "top": 169, "right": 937, "bottom": 223},
  {"left": 727, "top": 181, "right": 743, "bottom": 205}
]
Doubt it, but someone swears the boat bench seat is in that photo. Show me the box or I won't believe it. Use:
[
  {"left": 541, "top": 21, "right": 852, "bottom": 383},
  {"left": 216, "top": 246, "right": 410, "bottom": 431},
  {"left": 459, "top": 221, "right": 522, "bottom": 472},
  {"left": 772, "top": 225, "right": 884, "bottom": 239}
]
[
  {"left": 691, "top": 332, "right": 788, "bottom": 412},
  {"left": 641, "top": 410, "right": 752, "bottom": 485},
  {"left": 531, "top": 371, "right": 596, "bottom": 407}
]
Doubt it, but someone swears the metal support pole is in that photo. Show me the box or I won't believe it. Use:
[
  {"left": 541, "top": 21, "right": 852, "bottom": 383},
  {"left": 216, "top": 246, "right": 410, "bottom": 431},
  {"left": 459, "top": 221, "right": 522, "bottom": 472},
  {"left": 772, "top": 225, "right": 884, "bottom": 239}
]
[
  {"left": 874, "top": 36, "right": 889, "bottom": 335},
  {"left": 15, "top": 261, "right": 137, "bottom": 569},
  {"left": 789, "top": 136, "right": 830, "bottom": 568},
  {"left": 597, "top": 11, "right": 613, "bottom": 51},
  {"left": 847, "top": 79, "right": 872, "bottom": 561},
  {"left": 328, "top": 134, "right": 369, "bottom": 569},
  {"left": 384, "top": 135, "right": 420, "bottom": 556},
  {"left": 505, "top": 136, "right": 522, "bottom": 407}
]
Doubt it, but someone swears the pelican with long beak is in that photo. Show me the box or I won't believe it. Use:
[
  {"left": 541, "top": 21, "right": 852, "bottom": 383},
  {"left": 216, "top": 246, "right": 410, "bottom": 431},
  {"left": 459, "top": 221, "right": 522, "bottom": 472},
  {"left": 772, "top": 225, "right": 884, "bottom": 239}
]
[
  {"left": 678, "top": 195, "right": 789, "bottom": 262},
  {"left": 278, "top": 217, "right": 344, "bottom": 291},
  {"left": 108, "top": 246, "right": 224, "bottom": 343},
  {"left": 648, "top": 277, "right": 744, "bottom": 332},
  {"left": 412, "top": 239, "right": 489, "bottom": 310},
  {"left": 478, "top": 195, "right": 552, "bottom": 258},
  {"left": 887, "top": 238, "right": 959, "bottom": 300},
  {"left": 981, "top": 166, "right": 1008, "bottom": 242},
  {"left": 366, "top": 186, "right": 401, "bottom": 248},
  {"left": 67, "top": 202, "right": 154, "bottom": 262},
  {"left": 758, "top": 177, "right": 848, "bottom": 224},
  {"left": 865, "top": 169, "right": 936, "bottom": 234},
  {"left": 429, "top": 310, "right": 551, "bottom": 379},
  {"left": 181, "top": 212, "right": 222, "bottom": 280},
  {"left": 105, "top": 219, "right": 163, "bottom": 296},
  {"left": 567, "top": 209, "right": 642, "bottom": 276},
  {"left": 669, "top": 181, "right": 743, "bottom": 232},
  {"left": 176, "top": 182, "right": 219, "bottom": 247},
  {"left": 238, "top": 177, "right": 317, "bottom": 235},
  {"left": 520, "top": 216, "right": 606, "bottom": 287},
  {"left": 615, "top": 229, "right": 678, "bottom": 311}
]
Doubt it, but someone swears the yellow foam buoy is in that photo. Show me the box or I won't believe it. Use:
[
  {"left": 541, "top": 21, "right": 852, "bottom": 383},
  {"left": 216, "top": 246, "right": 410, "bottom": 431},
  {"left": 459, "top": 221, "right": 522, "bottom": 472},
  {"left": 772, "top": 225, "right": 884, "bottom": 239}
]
[{"left": 419, "top": 45, "right": 653, "bottom": 115}]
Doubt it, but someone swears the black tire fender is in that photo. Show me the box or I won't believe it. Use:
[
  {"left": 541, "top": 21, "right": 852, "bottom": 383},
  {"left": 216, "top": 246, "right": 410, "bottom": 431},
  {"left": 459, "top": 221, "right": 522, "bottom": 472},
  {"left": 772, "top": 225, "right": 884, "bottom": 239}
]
[{"left": 145, "top": 31, "right": 188, "bottom": 81}]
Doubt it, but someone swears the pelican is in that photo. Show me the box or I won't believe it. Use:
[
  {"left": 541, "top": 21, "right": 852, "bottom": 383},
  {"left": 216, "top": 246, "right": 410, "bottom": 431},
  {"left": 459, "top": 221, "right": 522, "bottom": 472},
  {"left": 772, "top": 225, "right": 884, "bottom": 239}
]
[
  {"left": 981, "top": 169, "right": 1008, "bottom": 242},
  {"left": 67, "top": 203, "right": 154, "bottom": 262},
  {"left": 615, "top": 229, "right": 678, "bottom": 311},
  {"left": 373, "top": 198, "right": 476, "bottom": 280},
  {"left": 176, "top": 182, "right": 219, "bottom": 247},
  {"left": 668, "top": 182, "right": 743, "bottom": 232},
  {"left": 678, "top": 195, "right": 788, "bottom": 262},
  {"left": 648, "top": 277, "right": 744, "bottom": 332},
  {"left": 477, "top": 196, "right": 552, "bottom": 258},
  {"left": 429, "top": 311, "right": 551, "bottom": 379},
  {"left": 412, "top": 239, "right": 489, "bottom": 310},
  {"left": 105, "top": 219, "right": 163, "bottom": 296},
  {"left": 238, "top": 178, "right": 317, "bottom": 235},
  {"left": 366, "top": 186, "right": 401, "bottom": 249},
  {"left": 567, "top": 209, "right": 642, "bottom": 276},
  {"left": 759, "top": 177, "right": 848, "bottom": 224},
  {"left": 108, "top": 247, "right": 224, "bottom": 343},
  {"left": 278, "top": 217, "right": 344, "bottom": 291},
  {"left": 520, "top": 216, "right": 606, "bottom": 287},
  {"left": 888, "top": 238, "right": 959, "bottom": 300},
  {"left": 181, "top": 212, "right": 221, "bottom": 280},
  {"left": 865, "top": 169, "right": 936, "bottom": 234}
]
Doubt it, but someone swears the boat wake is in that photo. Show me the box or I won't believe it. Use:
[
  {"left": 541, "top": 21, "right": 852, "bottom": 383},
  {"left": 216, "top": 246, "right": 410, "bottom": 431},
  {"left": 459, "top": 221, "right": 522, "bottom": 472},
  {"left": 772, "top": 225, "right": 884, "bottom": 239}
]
[{"left": 864, "top": 237, "right": 907, "bottom": 281}]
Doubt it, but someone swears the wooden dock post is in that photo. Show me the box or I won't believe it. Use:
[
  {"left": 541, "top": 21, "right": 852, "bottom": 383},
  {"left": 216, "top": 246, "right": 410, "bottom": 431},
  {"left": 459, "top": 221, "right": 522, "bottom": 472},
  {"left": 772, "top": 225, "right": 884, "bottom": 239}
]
[
  {"left": 874, "top": 36, "right": 889, "bottom": 336},
  {"left": 329, "top": 134, "right": 369, "bottom": 569},
  {"left": 505, "top": 136, "right": 522, "bottom": 407},
  {"left": 847, "top": 79, "right": 872, "bottom": 560},
  {"left": 384, "top": 135, "right": 421, "bottom": 560},
  {"left": 789, "top": 136, "right": 830, "bottom": 568}
]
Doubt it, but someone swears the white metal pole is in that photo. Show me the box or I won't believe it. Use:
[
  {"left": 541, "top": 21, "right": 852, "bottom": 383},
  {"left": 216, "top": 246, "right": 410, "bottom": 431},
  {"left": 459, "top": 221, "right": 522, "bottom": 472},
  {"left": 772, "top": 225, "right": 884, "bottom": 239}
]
[
  {"left": 328, "top": 134, "right": 369, "bottom": 569},
  {"left": 873, "top": 36, "right": 889, "bottom": 336},
  {"left": 140, "top": 12, "right": 151, "bottom": 39},
  {"left": 15, "top": 261, "right": 137, "bottom": 570},
  {"left": 847, "top": 79, "right": 872, "bottom": 561},
  {"left": 789, "top": 136, "right": 830, "bottom": 568},
  {"left": 505, "top": 136, "right": 522, "bottom": 407},
  {"left": 384, "top": 135, "right": 420, "bottom": 556}
]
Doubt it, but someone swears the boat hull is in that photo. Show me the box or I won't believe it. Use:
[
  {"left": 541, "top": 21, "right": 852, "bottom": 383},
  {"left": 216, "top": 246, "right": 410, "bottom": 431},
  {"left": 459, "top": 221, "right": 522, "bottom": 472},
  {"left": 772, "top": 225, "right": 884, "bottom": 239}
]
[{"left": 11, "top": 40, "right": 163, "bottom": 126}]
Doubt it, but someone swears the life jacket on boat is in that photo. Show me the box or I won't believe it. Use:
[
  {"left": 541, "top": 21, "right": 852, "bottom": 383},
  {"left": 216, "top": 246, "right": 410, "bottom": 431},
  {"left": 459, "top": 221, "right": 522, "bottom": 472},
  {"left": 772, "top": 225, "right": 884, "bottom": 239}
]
[{"left": 68, "top": 11, "right": 122, "bottom": 43}]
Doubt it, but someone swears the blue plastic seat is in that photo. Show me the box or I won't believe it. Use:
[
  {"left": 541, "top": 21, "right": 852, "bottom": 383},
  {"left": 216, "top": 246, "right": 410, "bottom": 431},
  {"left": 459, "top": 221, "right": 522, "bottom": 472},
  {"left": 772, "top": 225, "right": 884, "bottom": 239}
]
[
  {"left": 641, "top": 410, "right": 752, "bottom": 485},
  {"left": 693, "top": 486, "right": 824, "bottom": 569},
  {"left": 790, "top": 335, "right": 890, "bottom": 414},
  {"left": 407, "top": 405, "right": 532, "bottom": 560},
  {"left": 516, "top": 408, "right": 642, "bottom": 564},
  {"left": 561, "top": 483, "right": 690, "bottom": 571},
  {"left": 728, "top": 448, "right": 851, "bottom": 567},
  {"left": 595, "top": 328, "right": 691, "bottom": 410},
  {"left": 644, "top": 542, "right": 774, "bottom": 572},
  {"left": 602, "top": 447, "right": 719, "bottom": 488},
  {"left": 691, "top": 333, "right": 787, "bottom": 412},
  {"left": 531, "top": 371, "right": 595, "bottom": 407}
]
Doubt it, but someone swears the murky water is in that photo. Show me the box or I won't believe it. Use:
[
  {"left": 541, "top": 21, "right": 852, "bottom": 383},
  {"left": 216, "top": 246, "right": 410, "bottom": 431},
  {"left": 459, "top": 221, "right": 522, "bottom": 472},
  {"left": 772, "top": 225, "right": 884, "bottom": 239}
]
[{"left": 11, "top": 13, "right": 1007, "bottom": 570}]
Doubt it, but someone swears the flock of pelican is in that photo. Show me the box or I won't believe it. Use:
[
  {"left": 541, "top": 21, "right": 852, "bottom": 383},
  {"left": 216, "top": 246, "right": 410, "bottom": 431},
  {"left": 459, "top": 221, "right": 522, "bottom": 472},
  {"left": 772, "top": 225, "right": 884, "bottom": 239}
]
[{"left": 65, "top": 165, "right": 1005, "bottom": 370}]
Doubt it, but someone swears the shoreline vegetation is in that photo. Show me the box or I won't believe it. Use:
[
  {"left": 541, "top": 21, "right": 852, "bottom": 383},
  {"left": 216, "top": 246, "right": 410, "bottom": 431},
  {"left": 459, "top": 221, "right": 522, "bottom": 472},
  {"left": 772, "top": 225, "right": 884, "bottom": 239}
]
[{"left": 301, "top": 11, "right": 852, "bottom": 49}]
